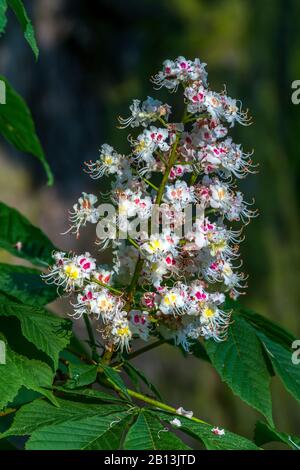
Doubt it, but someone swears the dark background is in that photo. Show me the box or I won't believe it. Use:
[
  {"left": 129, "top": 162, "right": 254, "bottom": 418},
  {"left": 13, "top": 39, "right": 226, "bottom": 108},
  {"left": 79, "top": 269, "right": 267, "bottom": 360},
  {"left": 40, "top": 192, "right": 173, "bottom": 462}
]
[{"left": 0, "top": 0, "right": 299, "bottom": 442}]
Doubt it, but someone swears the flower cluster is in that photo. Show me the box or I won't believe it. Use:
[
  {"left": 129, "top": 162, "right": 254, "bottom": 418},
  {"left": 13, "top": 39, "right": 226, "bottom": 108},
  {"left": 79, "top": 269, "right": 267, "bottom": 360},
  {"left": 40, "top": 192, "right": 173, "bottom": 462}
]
[{"left": 43, "top": 57, "right": 256, "bottom": 354}]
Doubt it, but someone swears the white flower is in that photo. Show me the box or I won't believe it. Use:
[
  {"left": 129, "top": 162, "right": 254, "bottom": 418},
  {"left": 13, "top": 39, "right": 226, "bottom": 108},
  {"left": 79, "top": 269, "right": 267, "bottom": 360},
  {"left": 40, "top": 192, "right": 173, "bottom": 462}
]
[
  {"left": 85, "top": 144, "right": 123, "bottom": 179},
  {"left": 42, "top": 55, "right": 255, "bottom": 353},
  {"left": 42, "top": 251, "right": 96, "bottom": 292},
  {"left": 151, "top": 57, "right": 207, "bottom": 91},
  {"left": 132, "top": 126, "right": 170, "bottom": 165},
  {"left": 64, "top": 193, "right": 99, "bottom": 237},
  {"left": 119, "top": 96, "right": 171, "bottom": 128},
  {"left": 129, "top": 310, "right": 151, "bottom": 341},
  {"left": 159, "top": 286, "right": 187, "bottom": 315},
  {"left": 211, "top": 427, "right": 225, "bottom": 436},
  {"left": 176, "top": 407, "right": 194, "bottom": 419},
  {"left": 184, "top": 82, "right": 206, "bottom": 114},
  {"left": 164, "top": 180, "right": 195, "bottom": 209},
  {"left": 106, "top": 311, "right": 132, "bottom": 352},
  {"left": 221, "top": 96, "right": 250, "bottom": 127},
  {"left": 170, "top": 418, "right": 182, "bottom": 427}
]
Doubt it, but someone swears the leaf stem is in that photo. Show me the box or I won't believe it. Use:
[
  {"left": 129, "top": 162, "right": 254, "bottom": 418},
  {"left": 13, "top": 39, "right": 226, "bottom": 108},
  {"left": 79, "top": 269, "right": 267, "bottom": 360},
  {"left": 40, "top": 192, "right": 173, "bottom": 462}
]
[
  {"left": 92, "top": 278, "right": 123, "bottom": 296},
  {"left": 102, "top": 383, "right": 209, "bottom": 425},
  {"left": 83, "top": 313, "right": 99, "bottom": 362},
  {"left": 0, "top": 408, "right": 16, "bottom": 417},
  {"left": 155, "top": 134, "right": 180, "bottom": 205},
  {"left": 113, "top": 339, "right": 167, "bottom": 366}
]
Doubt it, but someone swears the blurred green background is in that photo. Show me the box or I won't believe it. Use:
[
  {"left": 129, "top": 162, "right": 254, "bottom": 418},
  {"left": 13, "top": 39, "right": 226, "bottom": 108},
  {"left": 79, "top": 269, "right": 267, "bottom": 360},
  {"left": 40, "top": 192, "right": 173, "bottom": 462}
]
[{"left": 0, "top": 0, "right": 299, "bottom": 443}]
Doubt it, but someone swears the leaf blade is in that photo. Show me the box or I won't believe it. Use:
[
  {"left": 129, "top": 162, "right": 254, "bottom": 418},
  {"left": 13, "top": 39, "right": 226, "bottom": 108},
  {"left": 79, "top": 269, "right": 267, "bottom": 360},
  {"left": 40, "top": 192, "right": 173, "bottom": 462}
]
[
  {"left": 7, "top": 0, "right": 39, "bottom": 59},
  {"left": 0, "top": 76, "right": 53, "bottom": 184},
  {"left": 204, "top": 315, "right": 273, "bottom": 424},
  {"left": 0, "top": 201, "right": 56, "bottom": 266}
]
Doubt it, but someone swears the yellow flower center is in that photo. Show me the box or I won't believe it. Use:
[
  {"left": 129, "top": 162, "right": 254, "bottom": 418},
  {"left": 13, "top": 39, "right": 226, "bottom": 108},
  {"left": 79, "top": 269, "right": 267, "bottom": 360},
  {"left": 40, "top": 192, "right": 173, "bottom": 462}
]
[
  {"left": 134, "top": 140, "right": 147, "bottom": 154},
  {"left": 217, "top": 188, "right": 226, "bottom": 199},
  {"left": 103, "top": 155, "right": 113, "bottom": 165},
  {"left": 117, "top": 326, "right": 130, "bottom": 337},
  {"left": 210, "top": 240, "right": 226, "bottom": 255},
  {"left": 148, "top": 239, "right": 162, "bottom": 252},
  {"left": 163, "top": 293, "right": 177, "bottom": 306},
  {"left": 64, "top": 264, "right": 80, "bottom": 280},
  {"left": 223, "top": 264, "right": 232, "bottom": 276},
  {"left": 203, "top": 306, "right": 215, "bottom": 318},
  {"left": 98, "top": 298, "right": 113, "bottom": 311}
]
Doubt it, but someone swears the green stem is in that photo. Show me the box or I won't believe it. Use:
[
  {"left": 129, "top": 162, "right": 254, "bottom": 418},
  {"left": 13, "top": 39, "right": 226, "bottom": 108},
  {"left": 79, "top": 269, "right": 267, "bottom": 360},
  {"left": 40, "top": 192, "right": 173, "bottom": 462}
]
[
  {"left": 132, "top": 168, "right": 159, "bottom": 191},
  {"left": 157, "top": 117, "right": 168, "bottom": 128},
  {"left": 103, "top": 382, "right": 209, "bottom": 425},
  {"left": 83, "top": 313, "right": 99, "bottom": 362},
  {"left": 102, "top": 348, "right": 114, "bottom": 365},
  {"left": 126, "top": 256, "right": 144, "bottom": 306},
  {"left": 190, "top": 172, "right": 198, "bottom": 185},
  {"left": 125, "top": 339, "right": 167, "bottom": 361},
  {"left": 141, "top": 176, "right": 159, "bottom": 191},
  {"left": 155, "top": 134, "right": 180, "bottom": 205},
  {"left": 112, "top": 339, "right": 167, "bottom": 367},
  {"left": 0, "top": 407, "right": 16, "bottom": 417},
  {"left": 128, "top": 237, "right": 140, "bottom": 251},
  {"left": 92, "top": 278, "right": 123, "bottom": 295}
]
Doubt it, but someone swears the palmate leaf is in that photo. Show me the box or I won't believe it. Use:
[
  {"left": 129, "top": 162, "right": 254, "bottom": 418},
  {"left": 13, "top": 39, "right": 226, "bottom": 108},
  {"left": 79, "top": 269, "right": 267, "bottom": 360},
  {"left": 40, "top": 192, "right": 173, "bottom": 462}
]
[
  {"left": 26, "top": 413, "right": 133, "bottom": 450},
  {"left": 0, "top": 263, "right": 58, "bottom": 306},
  {"left": 1, "top": 398, "right": 133, "bottom": 450},
  {"left": 0, "top": 0, "right": 8, "bottom": 34},
  {"left": 0, "top": 202, "right": 56, "bottom": 266},
  {"left": 254, "top": 421, "right": 300, "bottom": 450},
  {"left": 0, "top": 77, "right": 52, "bottom": 185},
  {"left": 0, "top": 334, "right": 57, "bottom": 410},
  {"left": 54, "top": 387, "right": 125, "bottom": 404},
  {"left": 1, "top": 398, "right": 129, "bottom": 438},
  {"left": 257, "top": 332, "right": 300, "bottom": 405},
  {"left": 65, "top": 363, "right": 98, "bottom": 389},
  {"left": 123, "top": 410, "right": 190, "bottom": 450},
  {"left": 7, "top": 0, "right": 39, "bottom": 59},
  {"left": 100, "top": 363, "right": 131, "bottom": 400},
  {"left": 204, "top": 315, "right": 273, "bottom": 424},
  {"left": 0, "top": 299, "right": 72, "bottom": 369},
  {"left": 225, "top": 298, "right": 295, "bottom": 348},
  {"left": 155, "top": 411, "right": 260, "bottom": 450}
]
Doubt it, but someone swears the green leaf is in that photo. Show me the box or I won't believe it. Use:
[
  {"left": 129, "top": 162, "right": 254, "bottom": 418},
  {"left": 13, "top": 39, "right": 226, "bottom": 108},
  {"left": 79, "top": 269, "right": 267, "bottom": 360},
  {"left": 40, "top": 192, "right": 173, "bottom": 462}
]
[
  {"left": 188, "top": 339, "right": 211, "bottom": 362},
  {"left": 254, "top": 421, "right": 300, "bottom": 450},
  {"left": 7, "top": 0, "right": 38, "bottom": 59},
  {"left": 0, "top": 77, "right": 53, "bottom": 184},
  {"left": 0, "top": 334, "right": 57, "bottom": 410},
  {"left": 0, "top": 263, "right": 58, "bottom": 306},
  {"left": 226, "top": 299, "right": 295, "bottom": 348},
  {"left": 257, "top": 332, "right": 300, "bottom": 405},
  {"left": 0, "top": 202, "right": 56, "bottom": 266},
  {"left": 0, "top": 299, "right": 72, "bottom": 369},
  {"left": 123, "top": 362, "right": 162, "bottom": 400},
  {"left": 156, "top": 411, "right": 260, "bottom": 450},
  {"left": 0, "top": 0, "right": 7, "bottom": 35},
  {"left": 204, "top": 315, "right": 273, "bottom": 424},
  {"left": 123, "top": 411, "right": 190, "bottom": 450},
  {"left": 2, "top": 397, "right": 133, "bottom": 449},
  {"left": 27, "top": 413, "right": 133, "bottom": 450},
  {"left": 66, "top": 363, "right": 98, "bottom": 389},
  {"left": 54, "top": 386, "right": 125, "bottom": 404},
  {"left": 101, "top": 363, "right": 131, "bottom": 400}
]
